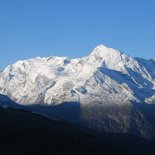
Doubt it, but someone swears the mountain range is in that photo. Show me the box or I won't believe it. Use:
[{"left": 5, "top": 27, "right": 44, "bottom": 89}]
[{"left": 1, "top": 44, "right": 155, "bottom": 139}]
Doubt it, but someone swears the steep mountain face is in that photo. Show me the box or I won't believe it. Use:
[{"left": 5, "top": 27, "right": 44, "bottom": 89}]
[{"left": 0, "top": 45, "right": 155, "bottom": 138}]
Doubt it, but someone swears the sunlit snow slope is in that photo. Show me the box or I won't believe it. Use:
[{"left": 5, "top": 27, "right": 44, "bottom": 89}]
[{"left": 1, "top": 45, "right": 155, "bottom": 105}]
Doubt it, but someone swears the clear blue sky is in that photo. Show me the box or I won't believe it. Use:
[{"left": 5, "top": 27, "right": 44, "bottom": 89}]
[{"left": 0, "top": 0, "right": 155, "bottom": 69}]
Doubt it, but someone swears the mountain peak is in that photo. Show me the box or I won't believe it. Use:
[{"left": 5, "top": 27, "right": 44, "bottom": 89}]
[
  {"left": 90, "top": 44, "right": 122, "bottom": 58},
  {"left": 87, "top": 44, "right": 127, "bottom": 71}
]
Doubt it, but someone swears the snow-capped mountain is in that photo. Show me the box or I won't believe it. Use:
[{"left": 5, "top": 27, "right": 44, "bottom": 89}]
[{"left": 1, "top": 45, "right": 155, "bottom": 138}]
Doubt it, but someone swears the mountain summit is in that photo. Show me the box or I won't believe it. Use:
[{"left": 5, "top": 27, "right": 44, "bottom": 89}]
[
  {"left": 89, "top": 45, "right": 123, "bottom": 62},
  {"left": 0, "top": 44, "right": 155, "bottom": 138}
]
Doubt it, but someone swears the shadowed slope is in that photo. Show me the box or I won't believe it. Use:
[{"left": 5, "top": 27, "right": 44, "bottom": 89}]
[{"left": 1, "top": 105, "right": 155, "bottom": 155}]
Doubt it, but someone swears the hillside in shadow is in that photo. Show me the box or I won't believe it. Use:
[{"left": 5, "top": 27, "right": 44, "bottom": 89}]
[{"left": 1, "top": 105, "right": 155, "bottom": 155}]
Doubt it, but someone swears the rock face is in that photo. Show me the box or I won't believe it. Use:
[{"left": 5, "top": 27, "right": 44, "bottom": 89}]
[{"left": 1, "top": 44, "right": 155, "bottom": 138}]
